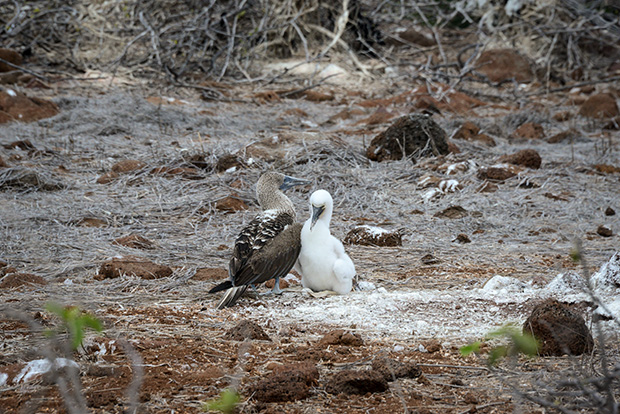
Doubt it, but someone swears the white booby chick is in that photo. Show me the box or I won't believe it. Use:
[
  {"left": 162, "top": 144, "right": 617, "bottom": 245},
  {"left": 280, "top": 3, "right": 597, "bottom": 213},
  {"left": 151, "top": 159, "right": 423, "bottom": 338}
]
[
  {"left": 209, "top": 172, "right": 309, "bottom": 309},
  {"left": 296, "top": 189, "right": 355, "bottom": 295}
]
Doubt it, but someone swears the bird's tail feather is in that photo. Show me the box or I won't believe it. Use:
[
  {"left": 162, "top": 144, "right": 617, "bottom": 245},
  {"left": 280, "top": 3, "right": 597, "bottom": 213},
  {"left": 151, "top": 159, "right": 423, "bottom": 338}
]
[
  {"left": 216, "top": 286, "right": 248, "bottom": 309},
  {"left": 209, "top": 280, "right": 233, "bottom": 294}
]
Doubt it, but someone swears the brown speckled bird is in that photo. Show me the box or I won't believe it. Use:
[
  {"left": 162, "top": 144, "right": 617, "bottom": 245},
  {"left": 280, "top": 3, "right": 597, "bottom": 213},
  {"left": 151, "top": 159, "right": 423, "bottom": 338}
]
[{"left": 209, "top": 172, "right": 309, "bottom": 309}]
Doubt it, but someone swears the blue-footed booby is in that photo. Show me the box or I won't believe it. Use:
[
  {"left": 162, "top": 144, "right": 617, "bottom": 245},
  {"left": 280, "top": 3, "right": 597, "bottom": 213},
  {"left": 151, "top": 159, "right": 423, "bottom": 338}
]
[
  {"left": 296, "top": 189, "right": 355, "bottom": 295},
  {"left": 209, "top": 172, "right": 309, "bottom": 309}
]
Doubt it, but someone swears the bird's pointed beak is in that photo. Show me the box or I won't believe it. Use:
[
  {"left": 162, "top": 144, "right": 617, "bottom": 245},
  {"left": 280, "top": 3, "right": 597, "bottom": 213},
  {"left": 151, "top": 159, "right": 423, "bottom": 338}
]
[
  {"left": 309, "top": 205, "right": 324, "bottom": 231},
  {"left": 280, "top": 175, "right": 311, "bottom": 191}
]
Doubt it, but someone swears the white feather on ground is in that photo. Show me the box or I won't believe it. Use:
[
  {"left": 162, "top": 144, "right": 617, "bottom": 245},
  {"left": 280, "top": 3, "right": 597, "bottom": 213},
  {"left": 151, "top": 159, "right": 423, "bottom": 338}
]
[{"left": 296, "top": 189, "right": 355, "bottom": 295}]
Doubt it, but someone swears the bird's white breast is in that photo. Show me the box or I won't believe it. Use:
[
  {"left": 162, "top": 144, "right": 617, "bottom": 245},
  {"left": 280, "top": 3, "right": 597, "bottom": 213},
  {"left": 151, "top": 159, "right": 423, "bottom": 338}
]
[{"left": 298, "top": 221, "right": 354, "bottom": 294}]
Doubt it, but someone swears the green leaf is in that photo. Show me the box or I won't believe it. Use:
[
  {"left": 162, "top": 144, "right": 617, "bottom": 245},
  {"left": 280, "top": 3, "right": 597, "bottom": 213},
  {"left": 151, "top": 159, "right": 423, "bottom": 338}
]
[
  {"left": 203, "top": 388, "right": 240, "bottom": 413},
  {"left": 512, "top": 332, "right": 538, "bottom": 356},
  {"left": 44, "top": 302, "right": 104, "bottom": 350},
  {"left": 459, "top": 341, "right": 481, "bottom": 357},
  {"left": 488, "top": 345, "right": 508, "bottom": 366}
]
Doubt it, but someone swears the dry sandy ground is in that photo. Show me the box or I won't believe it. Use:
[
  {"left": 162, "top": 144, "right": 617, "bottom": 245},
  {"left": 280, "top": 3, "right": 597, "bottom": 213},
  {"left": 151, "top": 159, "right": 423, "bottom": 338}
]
[{"left": 0, "top": 66, "right": 619, "bottom": 413}]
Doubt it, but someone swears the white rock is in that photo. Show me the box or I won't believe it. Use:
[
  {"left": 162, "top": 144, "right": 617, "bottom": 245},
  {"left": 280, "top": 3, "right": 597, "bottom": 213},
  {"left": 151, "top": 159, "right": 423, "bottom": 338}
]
[
  {"left": 591, "top": 252, "right": 620, "bottom": 291},
  {"left": 546, "top": 271, "right": 587, "bottom": 293},
  {"left": 356, "top": 281, "right": 376, "bottom": 291},
  {"left": 482, "top": 275, "right": 528, "bottom": 292}
]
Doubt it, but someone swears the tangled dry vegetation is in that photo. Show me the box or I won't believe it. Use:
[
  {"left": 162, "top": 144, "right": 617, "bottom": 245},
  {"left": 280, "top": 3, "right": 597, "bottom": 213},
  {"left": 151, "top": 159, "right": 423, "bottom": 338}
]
[
  {"left": 1, "top": 0, "right": 620, "bottom": 413},
  {"left": 1, "top": 0, "right": 619, "bottom": 83}
]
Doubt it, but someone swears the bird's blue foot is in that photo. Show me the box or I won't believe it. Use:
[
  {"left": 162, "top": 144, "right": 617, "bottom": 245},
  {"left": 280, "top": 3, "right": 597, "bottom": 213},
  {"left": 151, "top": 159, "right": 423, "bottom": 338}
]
[{"left": 271, "top": 277, "right": 283, "bottom": 295}]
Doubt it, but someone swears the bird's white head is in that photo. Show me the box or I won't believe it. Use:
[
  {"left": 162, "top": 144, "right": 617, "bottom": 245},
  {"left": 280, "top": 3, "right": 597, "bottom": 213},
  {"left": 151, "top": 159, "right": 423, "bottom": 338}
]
[{"left": 309, "top": 189, "right": 333, "bottom": 231}]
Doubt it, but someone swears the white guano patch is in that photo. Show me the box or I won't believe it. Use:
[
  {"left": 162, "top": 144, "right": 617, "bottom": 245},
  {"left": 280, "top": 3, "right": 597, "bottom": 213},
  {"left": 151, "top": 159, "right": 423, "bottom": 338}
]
[{"left": 14, "top": 358, "right": 79, "bottom": 383}]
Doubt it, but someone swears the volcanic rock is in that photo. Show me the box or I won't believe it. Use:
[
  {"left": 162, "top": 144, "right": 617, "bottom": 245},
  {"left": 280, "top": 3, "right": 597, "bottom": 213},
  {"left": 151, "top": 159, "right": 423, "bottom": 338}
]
[
  {"left": 453, "top": 121, "right": 495, "bottom": 146},
  {"left": 96, "top": 171, "right": 119, "bottom": 184},
  {"left": 434, "top": 206, "right": 468, "bottom": 219},
  {"left": 96, "top": 256, "right": 173, "bottom": 280},
  {"left": 319, "top": 329, "right": 364, "bottom": 347},
  {"left": 326, "top": 370, "right": 388, "bottom": 395},
  {"left": 371, "top": 357, "right": 421, "bottom": 381},
  {"left": 192, "top": 267, "right": 227, "bottom": 282},
  {"left": 597, "top": 225, "right": 613, "bottom": 237},
  {"left": 366, "top": 114, "right": 449, "bottom": 162},
  {"left": 475, "top": 49, "right": 533, "bottom": 83},
  {"left": 343, "top": 226, "right": 402, "bottom": 247},
  {"left": 0, "top": 90, "right": 59, "bottom": 123},
  {"left": 214, "top": 195, "right": 249, "bottom": 213},
  {"left": 498, "top": 149, "right": 542, "bottom": 169},
  {"left": 0, "top": 48, "right": 22, "bottom": 72},
  {"left": 215, "top": 154, "right": 244, "bottom": 172},
  {"left": 477, "top": 166, "right": 517, "bottom": 181},
  {"left": 224, "top": 320, "right": 271, "bottom": 342},
  {"left": 111, "top": 160, "right": 146, "bottom": 173},
  {"left": 112, "top": 234, "right": 155, "bottom": 250},
  {"left": 523, "top": 299, "right": 593, "bottom": 356},
  {"left": 579, "top": 93, "right": 619, "bottom": 119},
  {"left": 512, "top": 122, "right": 545, "bottom": 140},
  {"left": 0, "top": 168, "right": 64, "bottom": 191},
  {"left": 0, "top": 273, "right": 47, "bottom": 289},
  {"left": 248, "top": 362, "right": 318, "bottom": 402},
  {"left": 548, "top": 129, "right": 578, "bottom": 144}
]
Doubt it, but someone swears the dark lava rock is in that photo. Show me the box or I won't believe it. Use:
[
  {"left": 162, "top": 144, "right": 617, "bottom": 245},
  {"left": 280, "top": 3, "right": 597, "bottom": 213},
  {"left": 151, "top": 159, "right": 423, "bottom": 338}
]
[
  {"left": 475, "top": 49, "right": 533, "bottom": 83},
  {"left": 0, "top": 168, "right": 64, "bottom": 191},
  {"left": 420, "top": 254, "right": 440, "bottom": 265},
  {"left": 96, "top": 256, "right": 173, "bottom": 280},
  {"left": 366, "top": 114, "right": 449, "bottom": 162},
  {"left": 0, "top": 90, "right": 59, "bottom": 123},
  {"left": 215, "top": 154, "right": 244, "bottom": 172},
  {"left": 548, "top": 129, "right": 578, "bottom": 144},
  {"left": 0, "top": 48, "right": 23, "bottom": 72},
  {"left": 149, "top": 166, "right": 202, "bottom": 180},
  {"left": 420, "top": 339, "right": 442, "bottom": 353},
  {"left": 523, "top": 299, "right": 593, "bottom": 356},
  {"left": 605, "top": 207, "right": 616, "bottom": 216},
  {"left": 477, "top": 166, "right": 517, "bottom": 181},
  {"left": 597, "top": 225, "right": 613, "bottom": 237},
  {"left": 111, "top": 159, "right": 146, "bottom": 173},
  {"left": 96, "top": 171, "right": 119, "bottom": 184},
  {"left": 434, "top": 206, "right": 468, "bottom": 219},
  {"left": 579, "top": 93, "right": 619, "bottom": 119},
  {"left": 248, "top": 362, "right": 319, "bottom": 402},
  {"left": 319, "top": 329, "right": 364, "bottom": 347},
  {"left": 326, "top": 370, "right": 388, "bottom": 395},
  {"left": 4, "top": 140, "right": 35, "bottom": 150},
  {"left": 453, "top": 233, "right": 471, "bottom": 243},
  {"left": 112, "top": 234, "right": 154, "bottom": 250},
  {"left": 343, "top": 226, "right": 402, "bottom": 247},
  {"left": 453, "top": 121, "right": 495, "bottom": 146},
  {"left": 192, "top": 267, "right": 227, "bottom": 282},
  {"left": 214, "top": 195, "right": 249, "bottom": 213},
  {"left": 183, "top": 153, "right": 212, "bottom": 171},
  {"left": 477, "top": 181, "right": 498, "bottom": 193},
  {"left": 224, "top": 320, "right": 271, "bottom": 342},
  {"left": 512, "top": 122, "right": 545, "bottom": 140},
  {"left": 499, "top": 149, "right": 542, "bottom": 169},
  {"left": 74, "top": 217, "right": 107, "bottom": 228},
  {"left": 371, "top": 357, "right": 421, "bottom": 382},
  {"left": 0, "top": 273, "right": 47, "bottom": 289}
]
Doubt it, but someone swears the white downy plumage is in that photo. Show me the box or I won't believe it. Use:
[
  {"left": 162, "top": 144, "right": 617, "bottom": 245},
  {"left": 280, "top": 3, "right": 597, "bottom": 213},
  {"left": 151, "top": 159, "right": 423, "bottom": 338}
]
[{"left": 297, "top": 189, "right": 355, "bottom": 295}]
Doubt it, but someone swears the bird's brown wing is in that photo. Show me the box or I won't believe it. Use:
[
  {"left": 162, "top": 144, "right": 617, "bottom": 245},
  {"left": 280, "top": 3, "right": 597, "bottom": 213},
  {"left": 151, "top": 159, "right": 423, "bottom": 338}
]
[
  {"left": 248, "top": 222, "right": 303, "bottom": 286},
  {"left": 229, "top": 212, "right": 296, "bottom": 287}
]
